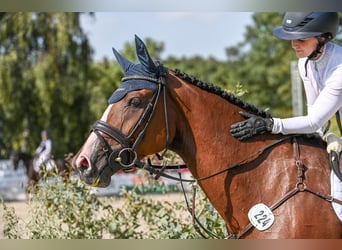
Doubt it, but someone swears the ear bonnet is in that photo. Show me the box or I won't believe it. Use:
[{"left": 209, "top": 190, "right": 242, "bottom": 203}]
[{"left": 108, "top": 35, "right": 166, "bottom": 103}]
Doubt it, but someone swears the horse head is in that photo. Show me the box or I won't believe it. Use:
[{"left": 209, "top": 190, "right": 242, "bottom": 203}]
[{"left": 73, "top": 35, "right": 173, "bottom": 187}]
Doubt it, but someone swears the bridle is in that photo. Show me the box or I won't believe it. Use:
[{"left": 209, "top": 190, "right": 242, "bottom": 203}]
[{"left": 91, "top": 65, "right": 169, "bottom": 174}]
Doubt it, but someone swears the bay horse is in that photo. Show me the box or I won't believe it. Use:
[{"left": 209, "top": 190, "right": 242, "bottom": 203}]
[
  {"left": 73, "top": 35, "right": 342, "bottom": 238},
  {"left": 11, "top": 151, "right": 73, "bottom": 192}
]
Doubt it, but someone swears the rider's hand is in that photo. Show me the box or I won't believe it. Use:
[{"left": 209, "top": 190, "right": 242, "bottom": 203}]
[
  {"left": 322, "top": 132, "right": 342, "bottom": 154},
  {"left": 230, "top": 112, "right": 273, "bottom": 141}
]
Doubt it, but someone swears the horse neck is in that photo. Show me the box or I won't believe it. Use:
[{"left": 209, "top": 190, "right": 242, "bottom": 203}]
[{"left": 167, "top": 74, "right": 245, "bottom": 177}]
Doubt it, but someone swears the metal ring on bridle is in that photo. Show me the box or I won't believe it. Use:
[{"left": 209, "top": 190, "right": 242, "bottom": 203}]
[
  {"left": 296, "top": 182, "right": 306, "bottom": 192},
  {"left": 115, "top": 147, "right": 138, "bottom": 169}
]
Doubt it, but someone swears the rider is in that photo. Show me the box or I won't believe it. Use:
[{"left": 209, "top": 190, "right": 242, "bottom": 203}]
[
  {"left": 33, "top": 130, "right": 53, "bottom": 172},
  {"left": 230, "top": 12, "right": 342, "bottom": 154}
]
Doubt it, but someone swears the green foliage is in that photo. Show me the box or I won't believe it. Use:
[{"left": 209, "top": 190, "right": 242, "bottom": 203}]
[
  {"left": 1, "top": 173, "right": 227, "bottom": 239},
  {"left": 224, "top": 13, "right": 295, "bottom": 117},
  {"left": 1, "top": 198, "right": 21, "bottom": 239},
  {"left": 165, "top": 56, "right": 233, "bottom": 89},
  {"left": 27, "top": 179, "right": 109, "bottom": 238},
  {"left": 0, "top": 13, "right": 93, "bottom": 157}
]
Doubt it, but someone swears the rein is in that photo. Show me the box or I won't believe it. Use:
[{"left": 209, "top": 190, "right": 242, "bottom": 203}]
[{"left": 142, "top": 135, "right": 293, "bottom": 182}]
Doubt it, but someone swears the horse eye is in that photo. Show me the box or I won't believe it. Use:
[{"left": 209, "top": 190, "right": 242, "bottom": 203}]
[{"left": 129, "top": 97, "right": 142, "bottom": 107}]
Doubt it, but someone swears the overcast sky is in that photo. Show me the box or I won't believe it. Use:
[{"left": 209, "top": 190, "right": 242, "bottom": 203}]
[{"left": 80, "top": 12, "right": 254, "bottom": 61}]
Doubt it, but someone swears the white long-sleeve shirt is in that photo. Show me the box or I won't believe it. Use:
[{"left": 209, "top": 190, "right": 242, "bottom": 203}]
[
  {"left": 272, "top": 42, "right": 342, "bottom": 135},
  {"left": 35, "top": 139, "right": 52, "bottom": 161}
]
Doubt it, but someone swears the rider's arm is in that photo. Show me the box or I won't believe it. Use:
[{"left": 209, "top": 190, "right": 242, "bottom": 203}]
[{"left": 272, "top": 64, "right": 342, "bottom": 135}]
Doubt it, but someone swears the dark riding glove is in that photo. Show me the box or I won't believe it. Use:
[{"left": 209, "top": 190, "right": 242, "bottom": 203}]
[{"left": 230, "top": 112, "right": 273, "bottom": 141}]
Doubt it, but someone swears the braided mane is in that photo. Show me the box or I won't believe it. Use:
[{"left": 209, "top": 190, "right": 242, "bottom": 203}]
[{"left": 173, "top": 69, "right": 271, "bottom": 118}]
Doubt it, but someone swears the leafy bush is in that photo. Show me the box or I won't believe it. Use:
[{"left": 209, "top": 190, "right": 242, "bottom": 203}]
[
  {"left": 1, "top": 198, "right": 21, "bottom": 239},
  {"left": 1, "top": 173, "right": 227, "bottom": 239}
]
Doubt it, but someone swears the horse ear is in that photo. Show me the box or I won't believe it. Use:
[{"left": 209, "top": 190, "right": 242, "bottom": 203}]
[
  {"left": 112, "top": 47, "right": 134, "bottom": 73},
  {"left": 134, "top": 35, "right": 158, "bottom": 73}
]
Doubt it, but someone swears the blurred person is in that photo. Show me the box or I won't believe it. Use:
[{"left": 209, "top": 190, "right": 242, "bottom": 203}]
[{"left": 33, "top": 130, "right": 53, "bottom": 172}]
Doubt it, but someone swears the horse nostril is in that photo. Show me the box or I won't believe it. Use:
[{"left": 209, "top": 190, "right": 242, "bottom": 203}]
[
  {"left": 80, "top": 158, "right": 89, "bottom": 169},
  {"left": 81, "top": 159, "right": 89, "bottom": 167}
]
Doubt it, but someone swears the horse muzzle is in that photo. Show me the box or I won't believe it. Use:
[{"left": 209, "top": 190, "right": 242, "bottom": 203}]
[
  {"left": 74, "top": 154, "right": 110, "bottom": 187},
  {"left": 74, "top": 146, "right": 140, "bottom": 187}
]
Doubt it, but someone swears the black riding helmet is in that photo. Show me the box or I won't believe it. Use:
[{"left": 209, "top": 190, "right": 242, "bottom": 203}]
[
  {"left": 273, "top": 12, "right": 339, "bottom": 40},
  {"left": 274, "top": 12, "right": 339, "bottom": 76}
]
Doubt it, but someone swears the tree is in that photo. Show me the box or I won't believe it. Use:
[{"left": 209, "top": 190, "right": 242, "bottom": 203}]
[
  {"left": 0, "top": 13, "right": 93, "bottom": 157},
  {"left": 224, "top": 13, "right": 295, "bottom": 117}
]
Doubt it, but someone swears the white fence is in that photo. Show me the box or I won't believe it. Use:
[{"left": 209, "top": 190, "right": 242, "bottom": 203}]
[{"left": 0, "top": 160, "right": 27, "bottom": 201}]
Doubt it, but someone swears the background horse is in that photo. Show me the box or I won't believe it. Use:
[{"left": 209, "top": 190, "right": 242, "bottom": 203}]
[
  {"left": 73, "top": 35, "right": 342, "bottom": 238},
  {"left": 11, "top": 151, "right": 73, "bottom": 192}
]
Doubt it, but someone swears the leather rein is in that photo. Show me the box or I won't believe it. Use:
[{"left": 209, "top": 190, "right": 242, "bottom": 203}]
[{"left": 91, "top": 69, "right": 342, "bottom": 239}]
